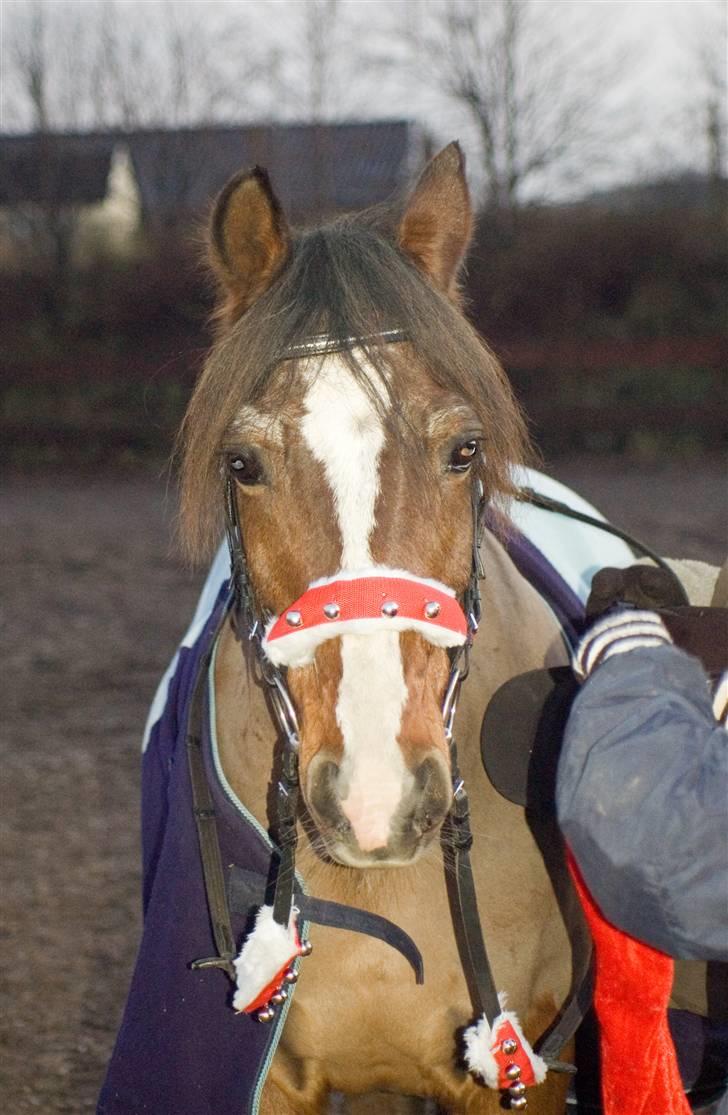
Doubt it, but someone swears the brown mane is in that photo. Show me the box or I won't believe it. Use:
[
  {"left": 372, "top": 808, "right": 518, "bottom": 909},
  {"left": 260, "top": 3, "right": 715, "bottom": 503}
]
[{"left": 179, "top": 208, "right": 531, "bottom": 561}]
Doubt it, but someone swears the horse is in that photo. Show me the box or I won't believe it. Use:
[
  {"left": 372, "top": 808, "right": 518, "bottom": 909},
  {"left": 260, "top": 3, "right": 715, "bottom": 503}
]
[
  {"left": 178, "top": 143, "right": 591, "bottom": 1114},
  {"left": 100, "top": 144, "right": 600, "bottom": 1115}
]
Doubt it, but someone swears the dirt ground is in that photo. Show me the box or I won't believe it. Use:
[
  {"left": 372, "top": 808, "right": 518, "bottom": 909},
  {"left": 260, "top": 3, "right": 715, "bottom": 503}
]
[{"left": 1, "top": 454, "right": 725, "bottom": 1115}]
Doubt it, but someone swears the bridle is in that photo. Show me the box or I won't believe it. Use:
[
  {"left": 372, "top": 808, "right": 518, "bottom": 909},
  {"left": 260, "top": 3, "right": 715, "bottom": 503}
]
[
  {"left": 188, "top": 330, "right": 593, "bottom": 1108},
  {"left": 223, "top": 452, "right": 487, "bottom": 925}
]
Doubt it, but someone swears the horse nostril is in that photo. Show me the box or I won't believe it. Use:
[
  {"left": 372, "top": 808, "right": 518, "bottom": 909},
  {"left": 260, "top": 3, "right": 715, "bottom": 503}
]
[
  {"left": 410, "top": 811, "right": 435, "bottom": 839},
  {"left": 411, "top": 756, "right": 451, "bottom": 838},
  {"left": 306, "top": 754, "right": 355, "bottom": 840}
]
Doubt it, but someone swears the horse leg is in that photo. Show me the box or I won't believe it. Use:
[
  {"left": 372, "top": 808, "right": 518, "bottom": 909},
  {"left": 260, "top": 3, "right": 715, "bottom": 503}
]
[
  {"left": 260, "top": 1053, "right": 330, "bottom": 1115},
  {"left": 260, "top": 1077, "right": 331, "bottom": 1115},
  {"left": 259, "top": 1077, "right": 304, "bottom": 1115}
]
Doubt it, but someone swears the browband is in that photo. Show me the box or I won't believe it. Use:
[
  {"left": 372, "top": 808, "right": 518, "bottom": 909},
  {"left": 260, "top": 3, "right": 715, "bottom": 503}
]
[{"left": 282, "top": 328, "right": 408, "bottom": 360}]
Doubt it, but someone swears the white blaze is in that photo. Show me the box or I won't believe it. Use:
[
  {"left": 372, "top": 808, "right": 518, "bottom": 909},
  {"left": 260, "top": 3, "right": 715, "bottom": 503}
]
[
  {"left": 300, "top": 356, "right": 384, "bottom": 570},
  {"left": 301, "top": 356, "right": 409, "bottom": 851}
]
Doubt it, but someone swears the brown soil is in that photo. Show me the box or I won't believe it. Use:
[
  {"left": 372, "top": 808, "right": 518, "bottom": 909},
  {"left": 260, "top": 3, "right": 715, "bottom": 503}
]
[{"left": 1, "top": 455, "right": 725, "bottom": 1114}]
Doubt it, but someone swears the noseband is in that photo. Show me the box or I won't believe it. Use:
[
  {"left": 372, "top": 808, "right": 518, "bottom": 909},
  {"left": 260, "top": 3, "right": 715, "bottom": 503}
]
[{"left": 263, "top": 570, "right": 468, "bottom": 667}]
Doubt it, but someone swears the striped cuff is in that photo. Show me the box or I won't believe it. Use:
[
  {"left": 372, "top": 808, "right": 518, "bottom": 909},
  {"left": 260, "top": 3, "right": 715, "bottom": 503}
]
[{"left": 573, "top": 609, "right": 672, "bottom": 681}]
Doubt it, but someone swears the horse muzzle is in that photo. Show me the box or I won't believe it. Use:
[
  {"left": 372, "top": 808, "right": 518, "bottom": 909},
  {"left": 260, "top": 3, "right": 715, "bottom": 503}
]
[{"left": 305, "top": 748, "right": 452, "bottom": 867}]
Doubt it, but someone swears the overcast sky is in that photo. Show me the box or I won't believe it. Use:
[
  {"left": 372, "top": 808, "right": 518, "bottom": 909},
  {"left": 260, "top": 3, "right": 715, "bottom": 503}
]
[{"left": 1, "top": 0, "right": 724, "bottom": 199}]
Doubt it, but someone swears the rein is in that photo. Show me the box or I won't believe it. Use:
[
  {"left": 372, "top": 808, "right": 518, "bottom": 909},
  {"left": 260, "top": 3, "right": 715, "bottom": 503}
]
[{"left": 515, "top": 488, "right": 689, "bottom": 605}]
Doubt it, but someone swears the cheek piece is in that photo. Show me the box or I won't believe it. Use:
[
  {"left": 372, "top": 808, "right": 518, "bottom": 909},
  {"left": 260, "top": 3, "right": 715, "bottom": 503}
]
[{"left": 262, "top": 568, "right": 468, "bottom": 668}]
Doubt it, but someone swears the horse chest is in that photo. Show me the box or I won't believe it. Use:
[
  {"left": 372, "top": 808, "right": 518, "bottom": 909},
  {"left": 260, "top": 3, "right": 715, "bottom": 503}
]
[{"left": 279, "top": 916, "right": 471, "bottom": 1092}]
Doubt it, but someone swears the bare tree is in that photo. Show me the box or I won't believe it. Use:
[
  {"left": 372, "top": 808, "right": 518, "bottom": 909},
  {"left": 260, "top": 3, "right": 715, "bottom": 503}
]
[
  {"left": 689, "top": 0, "right": 727, "bottom": 184},
  {"left": 252, "top": 0, "right": 388, "bottom": 125},
  {"left": 1, "top": 0, "right": 282, "bottom": 133},
  {"left": 303, "top": 0, "right": 342, "bottom": 122},
  {"left": 402, "top": 0, "right": 627, "bottom": 210},
  {"left": 94, "top": 1, "right": 279, "bottom": 131},
  {"left": 1, "top": 0, "right": 108, "bottom": 132},
  {"left": 0, "top": 1, "right": 111, "bottom": 320}
]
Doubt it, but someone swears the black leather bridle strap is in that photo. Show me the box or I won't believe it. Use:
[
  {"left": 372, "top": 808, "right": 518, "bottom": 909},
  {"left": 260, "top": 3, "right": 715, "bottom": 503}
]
[
  {"left": 187, "top": 593, "right": 238, "bottom": 978},
  {"left": 536, "top": 959, "right": 593, "bottom": 1067},
  {"left": 445, "top": 749, "right": 502, "bottom": 1023},
  {"left": 271, "top": 743, "right": 300, "bottom": 927},
  {"left": 444, "top": 747, "right": 589, "bottom": 1072},
  {"left": 515, "top": 487, "right": 689, "bottom": 605},
  {"left": 224, "top": 471, "right": 303, "bottom": 931},
  {"left": 228, "top": 865, "right": 424, "bottom": 984},
  {"left": 441, "top": 483, "right": 590, "bottom": 1071}
]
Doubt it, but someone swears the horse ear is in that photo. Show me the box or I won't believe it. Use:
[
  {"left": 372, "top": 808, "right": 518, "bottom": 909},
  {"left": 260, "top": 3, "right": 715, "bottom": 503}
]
[
  {"left": 209, "top": 166, "right": 291, "bottom": 321},
  {"left": 397, "top": 142, "right": 473, "bottom": 298}
]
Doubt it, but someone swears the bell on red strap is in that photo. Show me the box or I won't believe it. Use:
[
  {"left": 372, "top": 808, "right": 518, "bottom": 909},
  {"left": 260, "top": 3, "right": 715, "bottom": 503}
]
[
  {"left": 232, "top": 904, "right": 310, "bottom": 1017},
  {"left": 463, "top": 997, "right": 547, "bottom": 1093}
]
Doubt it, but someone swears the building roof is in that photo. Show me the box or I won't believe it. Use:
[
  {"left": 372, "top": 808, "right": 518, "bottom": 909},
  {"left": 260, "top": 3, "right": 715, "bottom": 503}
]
[
  {"left": 125, "top": 120, "right": 420, "bottom": 220},
  {"left": 0, "top": 121, "right": 425, "bottom": 220},
  {"left": 0, "top": 132, "right": 115, "bottom": 206}
]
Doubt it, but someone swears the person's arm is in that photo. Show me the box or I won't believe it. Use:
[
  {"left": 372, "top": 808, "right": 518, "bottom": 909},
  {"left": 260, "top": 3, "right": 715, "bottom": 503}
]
[{"left": 556, "top": 610, "right": 728, "bottom": 961}]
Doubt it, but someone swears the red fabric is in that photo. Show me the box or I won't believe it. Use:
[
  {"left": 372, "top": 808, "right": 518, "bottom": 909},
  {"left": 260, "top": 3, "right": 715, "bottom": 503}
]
[
  {"left": 238, "top": 928, "right": 304, "bottom": 1015},
  {"left": 240, "top": 964, "right": 293, "bottom": 1014},
  {"left": 267, "top": 575, "right": 467, "bottom": 644},
  {"left": 491, "top": 1018, "right": 541, "bottom": 1088},
  {"left": 567, "top": 851, "right": 690, "bottom": 1115}
]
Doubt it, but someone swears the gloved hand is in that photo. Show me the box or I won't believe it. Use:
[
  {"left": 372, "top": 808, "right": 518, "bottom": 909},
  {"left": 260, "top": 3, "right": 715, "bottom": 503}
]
[{"left": 585, "top": 564, "right": 686, "bottom": 621}]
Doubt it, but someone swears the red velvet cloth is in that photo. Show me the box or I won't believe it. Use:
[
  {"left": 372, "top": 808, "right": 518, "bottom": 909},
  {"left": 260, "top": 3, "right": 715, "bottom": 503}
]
[{"left": 567, "top": 851, "right": 690, "bottom": 1115}]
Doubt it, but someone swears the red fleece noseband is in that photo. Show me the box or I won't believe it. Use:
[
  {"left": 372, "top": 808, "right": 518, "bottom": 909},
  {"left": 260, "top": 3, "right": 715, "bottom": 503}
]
[{"left": 263, "top": 571, "right": 468, "bottom": 667}]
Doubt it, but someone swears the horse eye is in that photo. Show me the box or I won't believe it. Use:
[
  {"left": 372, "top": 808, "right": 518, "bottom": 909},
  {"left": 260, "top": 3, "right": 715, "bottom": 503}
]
[
  {"left": 449, "top": 439, "right": 479, "bottom": 473},
  {"left": 229, "top": 451, "right": 264, "bottom": 485}
]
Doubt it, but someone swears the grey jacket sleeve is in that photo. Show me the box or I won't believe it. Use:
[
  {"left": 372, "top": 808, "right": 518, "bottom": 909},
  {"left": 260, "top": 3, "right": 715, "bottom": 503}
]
[{"left": 556, "top": 644, "right": 728, "bottom": 960}]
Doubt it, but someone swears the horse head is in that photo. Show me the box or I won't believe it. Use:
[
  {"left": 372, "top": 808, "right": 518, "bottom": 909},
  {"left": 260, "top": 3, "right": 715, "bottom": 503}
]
[{"left": 180, "top": 144, "right": 529, "bottom": 869}]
